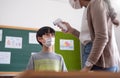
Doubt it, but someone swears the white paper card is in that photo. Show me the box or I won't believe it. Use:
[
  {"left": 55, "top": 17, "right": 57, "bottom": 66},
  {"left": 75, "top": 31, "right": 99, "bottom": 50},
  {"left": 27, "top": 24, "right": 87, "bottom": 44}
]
[
  {"left": 60, "top": 39, "right": 74, "bottom": 50},
  {"left": 0, "top": 52, "right": 11, "bottom": 64},
  {"left": 5, "top": 36, "right": 22, "bottom": 49},
  {"left": 29, "top": 32, "right": 39, "bottom": 44},
  {"left": 31, "top": 52, "right": 38, "bottom": 55},
  {"left": 0, "top": 30, "right": 3, "bottom": 41}
]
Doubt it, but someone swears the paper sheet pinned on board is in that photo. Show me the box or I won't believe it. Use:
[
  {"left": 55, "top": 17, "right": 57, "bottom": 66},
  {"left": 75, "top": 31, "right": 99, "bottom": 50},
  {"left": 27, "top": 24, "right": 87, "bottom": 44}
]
[
  {"left": 0, "top": 30, "right": 3, "bottom": 41},
  {"left": 0, "top": 52, "right": 11, "bottom": 64},
  {"left": 60, "top": 39, "right": 74, "bottom": 50},
  {"left": 5, "top": 36, "right": 22, "bottom": 49},
  {"left": 29, "top": 32, "right": 39, "bottom": 44}
]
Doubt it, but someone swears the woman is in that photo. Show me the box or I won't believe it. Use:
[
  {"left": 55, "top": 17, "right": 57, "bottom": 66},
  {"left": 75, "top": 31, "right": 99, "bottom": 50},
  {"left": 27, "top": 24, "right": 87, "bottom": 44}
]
[{"left": 56, "top": 0, "right": 120, "bottom": 72}]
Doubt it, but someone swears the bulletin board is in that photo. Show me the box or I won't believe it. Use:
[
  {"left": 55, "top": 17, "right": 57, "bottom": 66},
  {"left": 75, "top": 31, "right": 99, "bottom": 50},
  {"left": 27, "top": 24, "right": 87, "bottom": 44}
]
[
  {"left": 0, "top": 26, "right": 81, "bottom": 72},
  {"left": 0, "top": 26, "right": 41, "bottom": 71}
]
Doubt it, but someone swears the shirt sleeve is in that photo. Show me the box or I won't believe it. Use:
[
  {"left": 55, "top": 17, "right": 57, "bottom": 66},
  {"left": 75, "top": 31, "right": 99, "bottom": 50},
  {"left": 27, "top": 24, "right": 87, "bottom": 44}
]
[
  {"left": 60, "top": 56, "right": 68, "bottom": 72},
  {"left": 26, "top": 55, "right": 34, "bottom": 70}
]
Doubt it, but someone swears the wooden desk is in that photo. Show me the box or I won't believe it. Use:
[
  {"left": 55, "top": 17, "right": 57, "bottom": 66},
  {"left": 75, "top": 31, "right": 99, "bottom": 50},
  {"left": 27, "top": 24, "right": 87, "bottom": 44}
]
[
  {"left": 0, "top": 72, "right": 21, "bottom": 78},
  {"left": 14, "top": 71, "right": 120, "bottom": 78},
  {"left": 1, "top": 71, "right": 120, "bottom": 78}
]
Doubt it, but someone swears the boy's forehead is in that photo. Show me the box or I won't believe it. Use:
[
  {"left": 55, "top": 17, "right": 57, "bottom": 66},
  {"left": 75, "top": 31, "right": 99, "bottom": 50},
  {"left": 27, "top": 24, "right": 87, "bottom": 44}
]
[{"left": 44, "top": 32, "right": 54, "bottom": 35}]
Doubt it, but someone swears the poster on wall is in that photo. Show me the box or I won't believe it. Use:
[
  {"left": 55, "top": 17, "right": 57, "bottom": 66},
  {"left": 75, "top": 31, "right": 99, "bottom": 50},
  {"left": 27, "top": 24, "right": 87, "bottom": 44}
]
[
  {"left": 0, "top": 29, "right": 3, "bottom": 41},
  {"left": 0, "top": 52, "right": 11, "bottom": 64},
  {"left": 5, "top": 36, "right": 22, "bottom": 49},
  {"left": 60, "top": 39, "right": 74, "bottom": 50},
  {"left": 29, "top": 32, "right": 39, "bottom": 44},
  {"left": 31, "top": 52, "right": 38, "bottom": 55}
]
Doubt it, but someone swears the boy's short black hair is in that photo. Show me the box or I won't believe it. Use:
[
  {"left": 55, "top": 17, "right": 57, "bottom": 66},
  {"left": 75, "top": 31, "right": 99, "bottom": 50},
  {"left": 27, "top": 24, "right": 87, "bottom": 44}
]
[{"left": 36, "top": 26, "right": 55, "bottom": 46}]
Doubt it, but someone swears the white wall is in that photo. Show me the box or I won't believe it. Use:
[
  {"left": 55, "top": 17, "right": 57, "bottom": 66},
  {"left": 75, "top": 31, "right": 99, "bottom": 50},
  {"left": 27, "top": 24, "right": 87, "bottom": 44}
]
[
  {"left": 0, "top": 0, "right": 84, "bottom": 31},
  {"left": 111, "top": 0, "right": 120, "bottom": 52},
  {"left": 0, "top": 0, "right": 120, "bottom": 51}
]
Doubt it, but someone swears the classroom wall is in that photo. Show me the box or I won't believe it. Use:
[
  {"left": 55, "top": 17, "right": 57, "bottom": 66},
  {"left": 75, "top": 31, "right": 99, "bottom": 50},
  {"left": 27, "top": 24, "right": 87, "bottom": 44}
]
[
  {"left": 111, "top": 0, "right": 120, "bottom": 52},
  {"left": 0, "top": 0, "right": 120, "bottom": 58},
  {"left": 0, "top": 0, "right": 84, "bottom": 31}
]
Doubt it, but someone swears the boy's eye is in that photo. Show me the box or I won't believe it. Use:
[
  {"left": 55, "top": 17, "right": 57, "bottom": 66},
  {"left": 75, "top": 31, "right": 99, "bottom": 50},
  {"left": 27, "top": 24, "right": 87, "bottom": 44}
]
[
  {"left": 45, "top": 33, "right": 49, "bottom": 36},
  {"left": 51, "top": 33, "right": 55, "bottom": 36}
]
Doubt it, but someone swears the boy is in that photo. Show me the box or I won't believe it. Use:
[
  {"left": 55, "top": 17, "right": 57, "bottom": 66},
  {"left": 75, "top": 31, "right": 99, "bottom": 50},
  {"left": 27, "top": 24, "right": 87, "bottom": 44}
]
[{"left": 26, "top": 26, "right": 67, "bottom": 72}]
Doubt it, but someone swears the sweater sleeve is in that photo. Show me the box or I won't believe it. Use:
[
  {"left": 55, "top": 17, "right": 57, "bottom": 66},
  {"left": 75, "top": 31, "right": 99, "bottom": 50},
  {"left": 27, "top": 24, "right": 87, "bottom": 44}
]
[{"left": 87, "top": 0, "right": 109, "bottom": 64}]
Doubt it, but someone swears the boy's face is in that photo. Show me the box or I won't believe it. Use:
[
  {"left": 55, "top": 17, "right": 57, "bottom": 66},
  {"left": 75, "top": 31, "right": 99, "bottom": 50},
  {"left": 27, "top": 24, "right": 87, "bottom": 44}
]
[
  {"left": 38, "top": 33, "right": 55, "bottom": 47},
  {"left": 42, "top": 33, "right": 55, "bottom": 39}
]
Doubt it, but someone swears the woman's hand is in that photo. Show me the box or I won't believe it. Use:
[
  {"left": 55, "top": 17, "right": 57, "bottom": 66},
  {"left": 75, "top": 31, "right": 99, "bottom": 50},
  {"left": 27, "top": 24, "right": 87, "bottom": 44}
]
[{"left": 58, "top": 21, "right": 74, "bottom": 33}]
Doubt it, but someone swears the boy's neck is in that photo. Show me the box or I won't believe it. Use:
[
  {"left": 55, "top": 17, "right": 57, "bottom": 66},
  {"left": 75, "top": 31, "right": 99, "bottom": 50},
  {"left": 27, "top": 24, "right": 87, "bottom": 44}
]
[{"left": 42, "top": 46, "right": 54, "bottom": 53}]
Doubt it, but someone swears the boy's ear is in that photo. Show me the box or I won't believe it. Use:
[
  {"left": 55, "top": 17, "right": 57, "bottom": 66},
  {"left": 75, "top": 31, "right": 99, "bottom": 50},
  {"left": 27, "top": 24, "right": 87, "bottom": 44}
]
[{"left": 37, "top": 37, "right": 43, "bottom": 42}]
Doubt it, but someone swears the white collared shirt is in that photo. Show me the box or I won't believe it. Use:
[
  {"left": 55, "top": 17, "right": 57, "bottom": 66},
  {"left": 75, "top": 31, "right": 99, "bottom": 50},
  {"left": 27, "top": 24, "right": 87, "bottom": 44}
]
[{"left": 79, "top": 7, "right": 91, "bottom": 45}]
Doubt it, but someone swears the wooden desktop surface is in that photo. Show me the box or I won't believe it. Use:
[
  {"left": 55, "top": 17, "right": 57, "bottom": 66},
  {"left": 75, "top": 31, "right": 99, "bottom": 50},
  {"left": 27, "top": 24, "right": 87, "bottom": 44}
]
[
  {"left": 0, "top": 72, "right": 21, "bottom": 78},
  {"left": 0, "top": 71, "right": 120, "bottom": 78}
]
